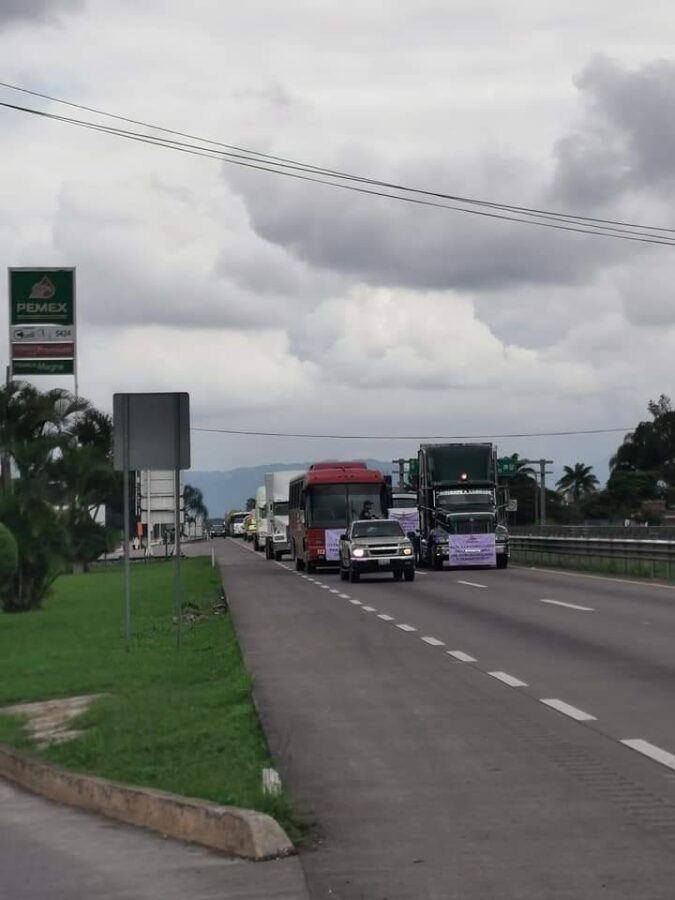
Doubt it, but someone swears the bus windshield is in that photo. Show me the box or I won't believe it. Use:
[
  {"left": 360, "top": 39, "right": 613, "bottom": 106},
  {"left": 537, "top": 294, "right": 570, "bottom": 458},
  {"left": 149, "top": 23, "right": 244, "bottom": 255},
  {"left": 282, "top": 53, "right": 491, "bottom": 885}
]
[{"left": 308, "top": 484, "right": 384, "bottom": 528}]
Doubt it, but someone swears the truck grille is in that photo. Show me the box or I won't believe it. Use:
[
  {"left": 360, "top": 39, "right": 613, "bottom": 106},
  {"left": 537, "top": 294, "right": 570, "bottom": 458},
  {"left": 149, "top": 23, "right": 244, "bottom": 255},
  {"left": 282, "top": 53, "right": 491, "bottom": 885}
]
[
  {"left": 369, "top": 544, "right": 400, "bottom": 556},
  {"left": 455, "top": 521, "right": 491, "bottom": 535}
]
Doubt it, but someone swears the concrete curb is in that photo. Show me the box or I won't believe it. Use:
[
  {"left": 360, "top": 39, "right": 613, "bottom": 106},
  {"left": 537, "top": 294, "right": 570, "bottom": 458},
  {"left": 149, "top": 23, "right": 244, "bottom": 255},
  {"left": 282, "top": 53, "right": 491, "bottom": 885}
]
[{"left": 0, "top": 743, "right": 294, "bottom": 861}]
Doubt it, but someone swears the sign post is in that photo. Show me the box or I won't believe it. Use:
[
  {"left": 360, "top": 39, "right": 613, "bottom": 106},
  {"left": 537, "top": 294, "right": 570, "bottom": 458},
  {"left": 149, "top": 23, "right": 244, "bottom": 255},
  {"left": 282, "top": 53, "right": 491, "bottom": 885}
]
[
  {"left": 8, "top": 268, "right": 77, "bottom": 394},
  {"left": 113, "top": 393, "right": 191, "bottom": 648}
]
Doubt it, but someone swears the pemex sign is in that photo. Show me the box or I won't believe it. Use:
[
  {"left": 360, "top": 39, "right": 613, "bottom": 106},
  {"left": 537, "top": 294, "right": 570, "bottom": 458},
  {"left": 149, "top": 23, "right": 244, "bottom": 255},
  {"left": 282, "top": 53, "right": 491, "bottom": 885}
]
[{"left": 8, "top": 268, "right": 76, "bottom": 377}]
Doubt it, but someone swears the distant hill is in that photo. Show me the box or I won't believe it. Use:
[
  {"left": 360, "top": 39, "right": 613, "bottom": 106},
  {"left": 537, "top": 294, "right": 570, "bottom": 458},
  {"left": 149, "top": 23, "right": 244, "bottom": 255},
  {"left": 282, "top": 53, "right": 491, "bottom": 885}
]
[{"left": 186, "top": 460, "right": 395, "bottom": 518}]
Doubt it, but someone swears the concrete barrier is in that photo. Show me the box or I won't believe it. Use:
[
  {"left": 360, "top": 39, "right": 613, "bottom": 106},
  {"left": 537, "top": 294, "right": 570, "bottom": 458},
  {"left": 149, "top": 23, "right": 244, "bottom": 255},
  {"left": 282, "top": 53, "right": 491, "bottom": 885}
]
[{"left": 0, "top": 743, "right": 294, "bottom": 861}]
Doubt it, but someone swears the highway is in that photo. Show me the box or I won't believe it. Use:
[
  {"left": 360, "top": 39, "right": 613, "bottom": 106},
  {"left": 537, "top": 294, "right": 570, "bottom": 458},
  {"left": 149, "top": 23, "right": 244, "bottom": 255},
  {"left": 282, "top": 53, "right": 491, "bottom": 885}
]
[{"left": 217, "top": 537, "right": 675, "bottom": 899}]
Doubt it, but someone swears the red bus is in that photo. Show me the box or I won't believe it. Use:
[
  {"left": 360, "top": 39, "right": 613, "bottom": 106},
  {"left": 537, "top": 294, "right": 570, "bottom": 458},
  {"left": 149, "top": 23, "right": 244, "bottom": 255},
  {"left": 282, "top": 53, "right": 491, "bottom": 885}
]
[{"left": 289, "top": 462, "right": 388, "bottom": 572}]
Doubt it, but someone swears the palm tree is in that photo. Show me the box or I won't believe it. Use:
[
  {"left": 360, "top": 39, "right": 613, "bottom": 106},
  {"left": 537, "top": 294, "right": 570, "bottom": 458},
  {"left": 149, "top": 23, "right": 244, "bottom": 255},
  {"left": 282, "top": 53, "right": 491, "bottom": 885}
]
[
  {"left": 184, "top": 485, "right": 209, "bottom": 537},
  {"left": 556, "top": 463, "right": 599, "bottom": 504}
]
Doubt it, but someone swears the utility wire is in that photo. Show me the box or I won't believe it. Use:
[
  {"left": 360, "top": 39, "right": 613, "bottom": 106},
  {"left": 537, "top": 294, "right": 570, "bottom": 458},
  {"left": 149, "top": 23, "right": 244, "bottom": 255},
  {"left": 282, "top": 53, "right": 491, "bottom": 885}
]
[
  {"left": 2, "top": 98, "right": 675, "bottom": 246},
  {"left": 191, "top": 426, "right": 633, "bottom": 440},
  {"left": 2, "top": 79, "right": 674, "bottom": 236}
]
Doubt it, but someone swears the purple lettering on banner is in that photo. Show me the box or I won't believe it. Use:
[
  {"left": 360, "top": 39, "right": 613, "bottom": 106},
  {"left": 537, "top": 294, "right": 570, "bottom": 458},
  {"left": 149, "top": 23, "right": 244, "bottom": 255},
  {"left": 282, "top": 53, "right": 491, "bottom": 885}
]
[{"left": 449, "top": 534, "right": 496, "bottom": 567}]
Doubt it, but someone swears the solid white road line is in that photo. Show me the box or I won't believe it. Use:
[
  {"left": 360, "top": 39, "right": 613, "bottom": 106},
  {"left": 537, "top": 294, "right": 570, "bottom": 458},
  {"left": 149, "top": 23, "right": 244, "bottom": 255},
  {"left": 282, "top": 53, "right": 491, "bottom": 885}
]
[
  {"left": 377, "top": 614, "right": 394, "bottom": 621},
  {"left": 396, "top": 623, "right": 417, "bottom": 632},
  {"left": 513, "top": 564, "right": 675, "bottom": 591},
  {"left": 457, "top": 580, "right": 487, "bottom": 588},
  {"left": 539, "top": 598, "right": 594, "bottom": 612},
  {"left": 349, "top": 599, "right": 362, "bottom": 606},
  {"left": 421, "top": 636, "right": 445, "bottom": 647},
  {"left": 540, "top": 699, "right": 597, "bottom": 722},
  {"left": 362, "top": 605, "right": 377, "bottom": 612},
  {"left": 489, "top": 671, "right": 528, "bottom": 688},
  {"left": 339, "top": 593, "right": 350, "bottom": 600},
  {"left": 621, "top": 739, "right": 675, "bottom": 772},
  {"left": 447, "top": 650, "right": 476, "bottom": 662}
]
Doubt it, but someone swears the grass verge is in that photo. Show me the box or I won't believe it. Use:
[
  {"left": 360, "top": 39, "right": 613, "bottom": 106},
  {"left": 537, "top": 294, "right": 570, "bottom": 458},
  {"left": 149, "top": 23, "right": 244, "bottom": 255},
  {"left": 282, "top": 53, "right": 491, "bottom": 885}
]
[{"left": 0, "top": 558, "right": 299, "bottom": 839}]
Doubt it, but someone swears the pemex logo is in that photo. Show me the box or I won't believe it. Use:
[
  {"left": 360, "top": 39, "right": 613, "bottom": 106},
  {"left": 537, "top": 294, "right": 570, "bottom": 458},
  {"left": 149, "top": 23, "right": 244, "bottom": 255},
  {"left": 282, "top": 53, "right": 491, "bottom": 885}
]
[{"left": 29, "top": 276, "right": 56, "bottom": 300}]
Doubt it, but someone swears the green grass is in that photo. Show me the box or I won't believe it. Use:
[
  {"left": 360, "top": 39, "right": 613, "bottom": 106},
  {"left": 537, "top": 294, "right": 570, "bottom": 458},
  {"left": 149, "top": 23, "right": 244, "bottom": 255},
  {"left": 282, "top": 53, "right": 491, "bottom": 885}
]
[
  {"left": 511, "top": 550, "right": 675, "bottom": 583},
  {"left": 0, "top": 559, "right": 299, "bottom": 837}
]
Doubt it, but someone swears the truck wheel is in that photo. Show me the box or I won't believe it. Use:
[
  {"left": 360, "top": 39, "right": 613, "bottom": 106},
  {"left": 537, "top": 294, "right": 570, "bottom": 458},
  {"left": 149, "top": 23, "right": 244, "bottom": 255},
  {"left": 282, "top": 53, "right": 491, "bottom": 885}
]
[
  {"left": 431, "top": 553, "right": 443, "bottom": 571},
  {"left": 349, "top": 567, "right": 360, "bottom": 583},
  {"left": 274, "top": 550, "right": 284, "bottom": 561},
  {"left": 404, "top": 568, "right": 415, "bottom": 582},
  {"left": 496, "top": 555, "right": 509, "bottom": 569}
]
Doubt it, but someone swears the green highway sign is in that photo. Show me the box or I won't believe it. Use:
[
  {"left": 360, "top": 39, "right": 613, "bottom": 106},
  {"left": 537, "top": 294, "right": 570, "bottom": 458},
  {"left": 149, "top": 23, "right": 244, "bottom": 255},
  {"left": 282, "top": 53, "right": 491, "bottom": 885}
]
[
  {"left": 12, "top": 359, "right": 75, "bottom": 376},
  {"left": 497, "top": 457, "right": 519, "bottom": 479},
  {"left": 9, "top": 268, "right": 75, "bottom": 326}
]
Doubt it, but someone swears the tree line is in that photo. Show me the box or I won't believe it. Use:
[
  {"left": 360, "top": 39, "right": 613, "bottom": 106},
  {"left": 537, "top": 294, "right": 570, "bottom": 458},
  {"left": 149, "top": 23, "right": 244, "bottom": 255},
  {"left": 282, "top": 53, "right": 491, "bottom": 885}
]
[{"left": 506, "top": 395, "right": 675, "bottom": 526}]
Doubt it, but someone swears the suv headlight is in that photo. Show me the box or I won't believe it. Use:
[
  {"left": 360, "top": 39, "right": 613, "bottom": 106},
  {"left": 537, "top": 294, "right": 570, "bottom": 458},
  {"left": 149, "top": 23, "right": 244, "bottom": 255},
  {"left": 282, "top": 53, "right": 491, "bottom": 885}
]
[
  {"left": 402, "top": 546, "right": 413, "bottom": 556},
  {"left": 352, "top": 546, "right": 366, "bottom": 558}
]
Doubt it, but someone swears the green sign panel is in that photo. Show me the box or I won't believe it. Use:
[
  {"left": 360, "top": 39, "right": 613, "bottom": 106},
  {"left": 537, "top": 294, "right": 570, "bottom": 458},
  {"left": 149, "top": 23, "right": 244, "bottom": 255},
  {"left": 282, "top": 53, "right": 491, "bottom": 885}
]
[
  {"left": 497, "top": 457, "right": 518, "bottom": 478},
  {"left": 9, "top": 269, "right": 75, "bottom": 326},
  {"left": 12, "top": 359, "right": 75, "bottom": 376}
]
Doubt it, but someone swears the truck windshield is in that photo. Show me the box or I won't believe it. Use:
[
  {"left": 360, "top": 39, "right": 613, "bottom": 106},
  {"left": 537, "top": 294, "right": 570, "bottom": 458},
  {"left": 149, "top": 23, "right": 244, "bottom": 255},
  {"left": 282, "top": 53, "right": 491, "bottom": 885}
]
[
  {"left": 273, "top": 502, "right": 289, "bottom": 516},
  {"left": 308, "top": 484, "right": 384, "bottom": 528},
  {"left": 437, "top": 491, "right": 494, "bottom": 511}
]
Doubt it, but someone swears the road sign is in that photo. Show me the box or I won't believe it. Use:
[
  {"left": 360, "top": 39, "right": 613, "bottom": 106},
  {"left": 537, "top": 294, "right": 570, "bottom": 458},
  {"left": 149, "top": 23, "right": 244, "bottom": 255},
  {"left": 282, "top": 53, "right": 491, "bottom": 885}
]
[
  {"left": 8, "top": 268, "right": 77, "bottom": 383},
  {"left": 9, "top": 269, "right": 75, "bottom": 326},
  {"left": 12, "top": 359, "right": 75, "bottom": 375},
  {"left": 12, "top": 342, "right": 74, "bottom": 359},
  {"left": 11, "top": 325, "right": 75, "bottom": 343},
  {"left": 497, "top": 457, "right": 519, "bottom": 479}
]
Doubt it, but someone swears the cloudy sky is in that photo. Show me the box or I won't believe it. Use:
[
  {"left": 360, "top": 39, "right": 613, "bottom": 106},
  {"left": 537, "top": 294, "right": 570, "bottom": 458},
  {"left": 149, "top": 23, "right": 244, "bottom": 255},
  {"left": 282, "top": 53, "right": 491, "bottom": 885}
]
[{"left": 1, "top": 0, "right": 674, "bottom": 479}]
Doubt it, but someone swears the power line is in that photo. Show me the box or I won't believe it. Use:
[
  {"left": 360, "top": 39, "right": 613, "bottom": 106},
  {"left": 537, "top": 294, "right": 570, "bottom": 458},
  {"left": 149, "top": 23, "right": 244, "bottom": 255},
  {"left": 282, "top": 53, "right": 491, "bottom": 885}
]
[
  {"left": 191, "top": 426, "right": 633, "bottom": 440},
  {"left": 1, "top": 83, "right": 675, "bottom": 245}
]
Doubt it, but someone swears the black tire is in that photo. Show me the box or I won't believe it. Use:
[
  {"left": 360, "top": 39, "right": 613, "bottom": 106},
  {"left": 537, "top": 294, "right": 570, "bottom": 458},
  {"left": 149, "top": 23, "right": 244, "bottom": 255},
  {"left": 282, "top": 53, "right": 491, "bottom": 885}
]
[
  {"left": 392, "top": 570, "right": 403, "bottom": 582},
  {"left": 340, "top": 568, "right": 349, "bottom": 581},
  {"left": 349, "top": 567, "right": 360, "bottom": 583},
  {"left": 265, "top": 541, "right": 273, "bottom": 560},
  {"left": 404, "top": 568, "right": 415, "bottom": 582},
  {"left": 274, "top": 550, "right": 284, "bottom": 561},
  {"left": 431, "top": 553, "right": 443, "bottom": 571},
  {"left": 306, "top": 562, "right": 316, "bottom": 574},
  {"left": 496, "top": 555, "right": 509, "bottom": 569}
]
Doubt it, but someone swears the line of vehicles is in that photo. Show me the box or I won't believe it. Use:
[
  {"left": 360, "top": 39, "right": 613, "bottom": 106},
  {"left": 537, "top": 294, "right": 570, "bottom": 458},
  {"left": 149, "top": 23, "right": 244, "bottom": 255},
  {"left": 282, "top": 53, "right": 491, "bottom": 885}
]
[{"left": 221, "top": 443, "right": 510, "bottom": 581}]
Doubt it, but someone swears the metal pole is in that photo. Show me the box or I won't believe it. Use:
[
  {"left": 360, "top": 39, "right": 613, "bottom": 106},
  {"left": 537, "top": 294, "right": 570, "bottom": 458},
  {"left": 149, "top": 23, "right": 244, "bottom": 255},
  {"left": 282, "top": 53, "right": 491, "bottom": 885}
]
[
  {"left": 174, "top": 394, "right": 183, "bottom": 649},
  {"left": 540, "top": 459, "right": 547, "bottom": 526},
  {"left": 122, "top": 396, "right": 131, "bottom": 647}
]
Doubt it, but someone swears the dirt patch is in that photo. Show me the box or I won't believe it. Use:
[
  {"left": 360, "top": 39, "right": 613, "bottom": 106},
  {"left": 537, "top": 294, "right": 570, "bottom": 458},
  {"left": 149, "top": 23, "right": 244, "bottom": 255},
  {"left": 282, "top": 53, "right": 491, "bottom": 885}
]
[{"left": 1, "top": 694, "right": 101, "bottom": 748}]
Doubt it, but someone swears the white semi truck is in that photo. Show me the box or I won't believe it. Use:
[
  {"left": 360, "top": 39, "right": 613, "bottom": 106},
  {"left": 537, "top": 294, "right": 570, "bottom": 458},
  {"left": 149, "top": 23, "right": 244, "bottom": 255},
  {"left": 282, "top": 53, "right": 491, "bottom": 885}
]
[
  {"left": 253, "top": 485, "right": 268, "bottom": 552},
  {"left": 264, "top": 470, "right": 305, "bottom": 560}
]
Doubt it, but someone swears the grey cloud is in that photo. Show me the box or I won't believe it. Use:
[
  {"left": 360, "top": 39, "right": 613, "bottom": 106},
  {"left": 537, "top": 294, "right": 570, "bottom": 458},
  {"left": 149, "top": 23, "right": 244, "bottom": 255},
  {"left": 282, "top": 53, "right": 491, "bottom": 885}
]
[
  {"left": 551, "top": 56, "right": 675, "bottom": 207},
  {"left": 0, "top": 0, "right": 84, "bottom": 26},
  {"left": 223, "top": 150, "right": 624, "bottom": 294}
]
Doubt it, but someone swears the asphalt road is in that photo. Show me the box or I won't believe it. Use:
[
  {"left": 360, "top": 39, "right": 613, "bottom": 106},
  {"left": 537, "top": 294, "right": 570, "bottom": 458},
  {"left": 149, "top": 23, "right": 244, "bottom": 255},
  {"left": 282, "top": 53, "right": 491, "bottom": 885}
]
[{"left": 217, "top": 538, "right": 675, "bottom": 899}]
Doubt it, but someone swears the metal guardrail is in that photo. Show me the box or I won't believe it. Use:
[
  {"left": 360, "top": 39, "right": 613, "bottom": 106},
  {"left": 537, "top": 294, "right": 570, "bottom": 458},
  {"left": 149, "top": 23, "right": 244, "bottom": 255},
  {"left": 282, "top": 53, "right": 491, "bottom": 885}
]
[
  {"left": 510, "top": 525, "right": 675, "bottom": 540},
  {"left": 510, "top": 532, "right": 675, "bottom": 579}
]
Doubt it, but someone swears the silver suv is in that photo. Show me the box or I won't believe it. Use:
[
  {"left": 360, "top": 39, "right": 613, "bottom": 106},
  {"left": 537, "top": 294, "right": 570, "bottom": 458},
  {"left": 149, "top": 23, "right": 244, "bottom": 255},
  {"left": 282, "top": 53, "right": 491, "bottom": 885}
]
[{"left": 339, "top": 519, "right": 415, "bottom": 583}]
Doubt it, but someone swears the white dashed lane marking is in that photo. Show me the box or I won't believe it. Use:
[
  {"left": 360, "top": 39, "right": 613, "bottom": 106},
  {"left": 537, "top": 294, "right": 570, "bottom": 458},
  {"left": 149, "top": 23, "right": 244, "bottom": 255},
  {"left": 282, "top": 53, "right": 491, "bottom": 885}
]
[
  {"left": 539, "top": 598, "right": 594, "bottom": 612},
  {"left": 456, "top": 580, "right": 487, "bottom": 588},
  {"left": 447, "top": 651, "right": 476, "bottom": 662},
  {"left": 540, "top": 699, "right": 597, "bottom": 722},
  {"left": 621, "top": 739, "right": 675, "bottom": 772},
  {"left": 339, "top": 594, "right": 350, "bottom": 600},
  {"left": 349, "top": 599, "right": 362, "bottom": 606},
  {"left": 396, "top": 624, "right": 417, "bottom": 632},
  {"left": 421, "top": 636, "right": 445, "bottom": 647},
  {"left": 362, "top": 606, "right": 377, "bottom": 612},
  {"left": 489, "top": 671, "right": 528, "bottom": 688},
  {"left": 329, "top": 589, "right": 340, "bottom": 594},
  {"left": 377, "top": 614, "right": 394, "bottom": 621}
]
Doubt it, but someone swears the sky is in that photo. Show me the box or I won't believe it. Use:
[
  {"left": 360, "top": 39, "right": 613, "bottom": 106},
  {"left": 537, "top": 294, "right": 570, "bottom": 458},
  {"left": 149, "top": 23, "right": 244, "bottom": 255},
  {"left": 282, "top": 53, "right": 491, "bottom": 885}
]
[{"left": 1, "top": 0, "right": 674, "bottom": 482}]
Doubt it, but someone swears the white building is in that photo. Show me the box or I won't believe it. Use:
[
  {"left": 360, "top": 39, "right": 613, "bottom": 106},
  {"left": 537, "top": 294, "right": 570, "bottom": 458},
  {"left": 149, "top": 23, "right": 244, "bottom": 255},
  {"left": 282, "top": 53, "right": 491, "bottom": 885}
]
[{"left": 137, "top": 470, "right": 185, "bottom": 546}]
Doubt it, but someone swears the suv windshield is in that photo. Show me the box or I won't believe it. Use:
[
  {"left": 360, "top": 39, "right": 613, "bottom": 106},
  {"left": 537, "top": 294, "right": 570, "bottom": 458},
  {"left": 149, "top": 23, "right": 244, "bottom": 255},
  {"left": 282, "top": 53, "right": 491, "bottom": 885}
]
[{"left": 352, "top": 521, "right": 404, "bottom": 539}]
